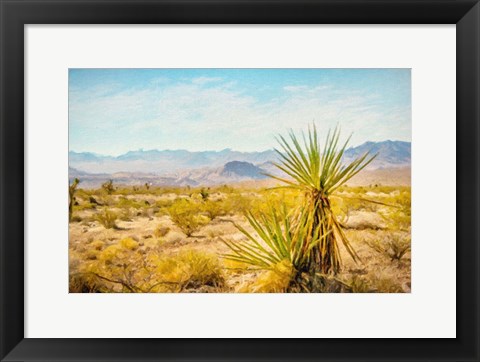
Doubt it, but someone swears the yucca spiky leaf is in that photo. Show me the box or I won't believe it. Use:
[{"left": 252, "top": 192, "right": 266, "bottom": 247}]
[
  {"left": 225, "top": 125, "right": 376, "bottom": 280},
  {"left": 268, "top": 125, "right": 376, "bottom": 274},
  {"left": 221, "top": 206, "right": 330, "bottom": 272}
]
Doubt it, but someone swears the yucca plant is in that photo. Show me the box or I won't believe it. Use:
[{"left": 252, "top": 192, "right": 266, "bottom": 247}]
[
  {"left": 269, "top": 125, "right": 376, "bottom": 274},
  {"left": 69, "top": 177, "right": 80, "bottom": 222},
  {"left": 223, "top": 125, "right": 376, "bottom": 277},
  {"left": 222, "top": 205, "right": 330, "bottom": 272}
]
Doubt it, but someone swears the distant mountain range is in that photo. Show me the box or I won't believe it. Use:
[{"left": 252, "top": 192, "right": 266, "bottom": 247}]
[
  {"left": 69, "top": 148, "right": 276, "bottom": 174},
  {"left": 69, "top": 140, "right": 410, "bottom": 187},
  {"left": 342, "top": 140, "right": 411, "bottom": 169}
]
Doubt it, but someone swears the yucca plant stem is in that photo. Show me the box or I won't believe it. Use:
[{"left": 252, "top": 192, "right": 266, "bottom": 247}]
[
  {"left": 222, "top": 125, "right": 376, "bottom": 285},
  {"left": 269, "top": 125, "right": 376, "bottom": 275}
]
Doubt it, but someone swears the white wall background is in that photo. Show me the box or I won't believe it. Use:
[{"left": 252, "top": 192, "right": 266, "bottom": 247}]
[{"left": 25, "top": 25, "right": 455, "bottom": 338}]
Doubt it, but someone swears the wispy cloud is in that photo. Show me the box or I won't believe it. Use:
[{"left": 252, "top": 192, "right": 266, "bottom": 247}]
[
  {"left": 191, "top": 76, "right": 223, "bottom": 85},
  {"left": 69, "top": 69, "right": 411, "bottom": 155},
  {"left": 283, "top": 85, "right": 330, "bottom": 93}
]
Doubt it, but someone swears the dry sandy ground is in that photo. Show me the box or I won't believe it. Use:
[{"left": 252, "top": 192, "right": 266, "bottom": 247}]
[
  {"left": 70, "top": 206, "right": 410, "bottom": 293},
  {"left": 69, "top": 168, "right": 411, "bottom": 293}
]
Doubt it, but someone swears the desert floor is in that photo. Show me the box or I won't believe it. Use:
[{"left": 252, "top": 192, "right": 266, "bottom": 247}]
[{"left": 69, "top": 169, "right": 411, "bottom": 293}]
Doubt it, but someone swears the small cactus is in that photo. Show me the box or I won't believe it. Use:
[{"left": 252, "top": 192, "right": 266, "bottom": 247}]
[{"left": 102, "top": 179, "right": 115, "bottom": 195}]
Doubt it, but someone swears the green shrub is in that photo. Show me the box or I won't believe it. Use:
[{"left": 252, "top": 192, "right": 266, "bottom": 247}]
[
  {"left": 166, "top": 250, "right": 224, "bottom": 291},
  {"left": 120, "top": 237, "right": 139, "bottom": 250},
  {"left": 81, "top": 247, "right": 224, "bottom": 293},
  {"left": 200, "top": 187, "right": 210, "bottom": 201},
  {"left": 202, "top": 199, "right": 227, "bottom": 220},
  {"left": 95, "top": 209, "right": 119, "bottom": 229},
  {"left": 221, "top": 193, "right": 252, "bottom": 215},
  {"left": 167, "top": 199, "right": 210, "bottom": 236},
  {"left": 365, "top": 233, "right": 411, "bottom": 261}
]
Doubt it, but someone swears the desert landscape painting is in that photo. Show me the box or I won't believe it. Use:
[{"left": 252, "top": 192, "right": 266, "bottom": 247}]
[{"left": 69, "top": 68, "right": 411, "bottom": 293}]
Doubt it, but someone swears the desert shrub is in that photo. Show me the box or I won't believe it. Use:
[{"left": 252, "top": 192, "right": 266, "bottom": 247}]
[
  {"left": 160, "top": 250, "right": 224, "bottom": 291},
  {"left": 385, "top": 206, "right": 411, "bottom": 232},
  {"left": 365, "top": 233, "right": 411, "bottom": 261},
  {"left": 221, "top": 193, "right": 253, "bottom": 215},
  {"left": 119, "top": 208, "right": 134, "bottom": 222},
  {"left": 84, "top": 245, "right": 147, "bottom": 292},
  {"left": 120, "top": 237, "right": 139, "bottom": 250},
  {"left": 99, "top": 244, "right": 125, "bottom": 263},
  {"left": 202, "top": 199, "right": 227, "bottom": 220},
  {"left": 200, "top": 187, "right": 210, "bottom": 201},
  {"left": 167, "top": 199, "right": 210, "bottom": 236},
  {"left": 83, "top": 246, "right": 224, "bottom": 293},
  {"left": 95, "top": 209, "right": 119, "bottom": 229}
]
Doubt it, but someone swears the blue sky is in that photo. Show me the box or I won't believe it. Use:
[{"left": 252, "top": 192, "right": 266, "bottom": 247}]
[{"left": 69, "top": 68, "right": 411, "bottom": 156}]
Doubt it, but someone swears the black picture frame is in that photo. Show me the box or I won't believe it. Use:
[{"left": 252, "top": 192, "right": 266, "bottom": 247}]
[{"left": 1, "top": 0, "right": 479, "bottom": 361}]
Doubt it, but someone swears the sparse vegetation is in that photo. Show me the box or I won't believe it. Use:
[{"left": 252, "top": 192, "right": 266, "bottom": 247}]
[
  {"left": 69, "top": 180, "right": 410, "bottom": 293},
  {"left": 365, "top": 233, "right": 411, "bottom": 262},
  {"left": 69, "top": 128, "right": 410, "bottom": 293},
  {"left": 167, "top": 199, "right": 210, "bottom": 236},
  {"left": 95, "top": 208, "right": 119, "bottom": 229},
  {"left": 71, "top": 238, "right": 224, "bottom": 293},
  {"left": 102, "top": 179, "right": 115, "bottom": 195}
]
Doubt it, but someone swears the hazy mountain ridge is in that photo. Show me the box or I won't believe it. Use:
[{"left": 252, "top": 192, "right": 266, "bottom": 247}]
[
  {"left": 69, "top": 140, "right": 410, "bottom": 187},
  {"left": 69, "top": 148, "right": 277, "bottom": 174},
  {"left": 343, "top": 140, "right": 410, "bottom": 168}
]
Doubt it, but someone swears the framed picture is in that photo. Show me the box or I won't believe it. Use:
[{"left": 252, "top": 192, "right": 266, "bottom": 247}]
[{"left": 1, "top": 0, "right": 478, "bottom": 361}]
